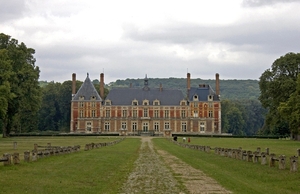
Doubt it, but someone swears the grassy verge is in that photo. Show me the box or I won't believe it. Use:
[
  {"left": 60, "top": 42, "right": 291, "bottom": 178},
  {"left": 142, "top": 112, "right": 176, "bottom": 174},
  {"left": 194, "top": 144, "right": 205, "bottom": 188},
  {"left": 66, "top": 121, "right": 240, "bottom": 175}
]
[
  {"left": 0, "top": 137, "right": 141, "bottom": 194},
  {"left": 153, "top": 138, "right": 300, "bottom": 194}
]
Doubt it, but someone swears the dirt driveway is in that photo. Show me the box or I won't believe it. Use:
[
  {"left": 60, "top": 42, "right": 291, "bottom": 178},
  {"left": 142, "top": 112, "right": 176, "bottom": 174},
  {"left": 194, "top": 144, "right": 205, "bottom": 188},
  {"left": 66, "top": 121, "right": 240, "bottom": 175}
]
[{"left": 121, "top": 137, "right": 231, "bottom": 194}]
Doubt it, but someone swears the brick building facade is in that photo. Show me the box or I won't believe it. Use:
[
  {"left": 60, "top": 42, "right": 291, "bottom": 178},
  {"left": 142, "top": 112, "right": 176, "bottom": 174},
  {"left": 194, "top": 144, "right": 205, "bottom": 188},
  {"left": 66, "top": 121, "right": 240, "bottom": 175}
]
[{"left": 70, "top": 73, "right": 221, "bottom": 136}]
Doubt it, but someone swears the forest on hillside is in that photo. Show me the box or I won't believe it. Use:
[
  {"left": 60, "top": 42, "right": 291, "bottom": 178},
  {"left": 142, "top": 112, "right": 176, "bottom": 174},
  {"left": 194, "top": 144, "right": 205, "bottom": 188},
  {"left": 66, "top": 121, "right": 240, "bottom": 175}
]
[{"left": 108, "top": 78, "right": 260, "bottom": 100}]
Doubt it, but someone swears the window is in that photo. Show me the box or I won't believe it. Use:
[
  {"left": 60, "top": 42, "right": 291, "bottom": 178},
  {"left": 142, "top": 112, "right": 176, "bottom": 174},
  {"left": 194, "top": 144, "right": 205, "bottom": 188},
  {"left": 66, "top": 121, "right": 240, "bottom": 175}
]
[
  {"left": 91, "top": 102, "right": 96, "bottom": 107},
  {"left": 193, "top": 102, "right": 198, "bottom": 108},
  {"left": 164, "top": 122, "right": 170, "bottom": 129},
  {"left": 153, "top": 100, "right": 160, "bottom": 106},
  {"left": 181, "top": 101, "right": 186, "bottom": 106},
  {"left": 143, "top": 100, "right": 149, "bottom": 106},
  {"left": 209, "top": 110, "right": 213, "bottom": 118},
  {"left": 181, "top": 110, "right": 186, "bottom": 118},
  {"left": 86, "top": 122, "right": 92, "bottom": 132},
  {"left": 181, "top": 122, "right": 187, "bottom": 132},
  {"left": 133, "top": 110, "right": 137, "bottom": 118},
  {"left": 121, "top": 122, "right": 127, "bottom": 130},
  {"left": 200, "top": 122, "right": 205, "bottom": 132},
  {"left": 91, "top": 96, "right": 96, "bottom": 100},
  {"left": 79, "top": 96, "right": 84, "bottom": 100},
  {"left": 105, "top": 100, "right": 111, "bottom": 105},
  {"left": 208, "top": 95, "right": 213, "bottom": 101},
  {"left": 154, "top": 122, "right": 159, "bottom": 132},
  {"left": 209, "top": 102, "right": 213, "bottom": 108},
  {"left": 193, "top": 111, "right": 198, "bottom": 117},
  {"left": 132, "top": 122, "right": 137, "bottom": 132},
  {"left": 122, "top": 110, "right": 127, "bottom": 118},
  {"left": 92, "top": 110, "right": 96, "bottom": 117},
  {"left": 154, "top": 110, "right": 159, "bottom": 118},
  {"left": 143, "top": 123, "right": 148, "bottom": 132},
  {"left": 143, "top": 108, "right": 148, "bottom": 117},
  {"left": 80, "top": 110, "right": 84, "bottom": 118},
  {"left": 193, "top": 95, "right": 198, "bottom": 101},
  {"left": 105, "top": 110, "right": 110, "bottom": 118},
  {"left": 164, "top": 110, "right": 169, "bottom": 118},
  {"left": 104, "top": 122, "right": 110, "bottom": 131},
  {"left": 80, "top": 102, "right": 84, "bottom": 108},
  {"left": 132, "top": 100, "right": 138, "bottom": 106}
]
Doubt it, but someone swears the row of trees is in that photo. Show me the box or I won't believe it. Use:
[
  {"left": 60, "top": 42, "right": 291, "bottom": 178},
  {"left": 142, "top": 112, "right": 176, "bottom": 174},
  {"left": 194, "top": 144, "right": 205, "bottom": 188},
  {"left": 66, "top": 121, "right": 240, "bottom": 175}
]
[{"left": 0, "top": 33, "right": 41, "bottom": 137}]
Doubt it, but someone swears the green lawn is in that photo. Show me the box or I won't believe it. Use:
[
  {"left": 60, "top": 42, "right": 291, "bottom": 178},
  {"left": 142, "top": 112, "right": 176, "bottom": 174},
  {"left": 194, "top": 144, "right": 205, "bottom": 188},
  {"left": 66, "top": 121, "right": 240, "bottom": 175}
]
[
  {"left": 0, "top": 137, "right": 141, "bottom": 194},
  {"left": 153, "top": 138, "right": 300, "bottom": 194}
]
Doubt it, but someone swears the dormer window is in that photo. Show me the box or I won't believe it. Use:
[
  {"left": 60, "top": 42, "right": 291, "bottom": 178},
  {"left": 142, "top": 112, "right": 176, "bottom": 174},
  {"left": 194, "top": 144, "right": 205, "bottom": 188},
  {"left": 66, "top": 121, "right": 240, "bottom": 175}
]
[
  {"left": 208, "top": 95, "right": 213, "bottom": 101},
  {"left": 132, "top": 100, "right": 138, "bottom": 106},
  {"left": 90, "top": 96, "right": 96, "bottom": 100},
  {"left": 143, "top": 100, "right": 149, "bottom": 106},
  {"left": 79, "top": 96, "right": 85, "bottom": 100},
  {"left": 105, "top": 100, "right": 111, "bottom": 106},
  {"left": 193, "top": 95, "right": 198, "bottom": 101},
  {"left": 180, "top": 100, "right": 187, "bottom": 106},
  {"left": 153, "top": 100, "right": 160, "bottom": 106}
]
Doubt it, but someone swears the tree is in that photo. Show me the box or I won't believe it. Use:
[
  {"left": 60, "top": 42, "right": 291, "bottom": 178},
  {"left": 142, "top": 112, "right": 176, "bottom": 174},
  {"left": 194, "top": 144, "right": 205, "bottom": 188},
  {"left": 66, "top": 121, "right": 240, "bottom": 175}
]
[
  {"left": 259, "top": 52, "right": 300, "bottom": 135},
  {"left": 0, "top": 33, "right": 41, "bottom": 136},
  {"left": 279, "top": 74, "right": 300, "bottom": 138}
]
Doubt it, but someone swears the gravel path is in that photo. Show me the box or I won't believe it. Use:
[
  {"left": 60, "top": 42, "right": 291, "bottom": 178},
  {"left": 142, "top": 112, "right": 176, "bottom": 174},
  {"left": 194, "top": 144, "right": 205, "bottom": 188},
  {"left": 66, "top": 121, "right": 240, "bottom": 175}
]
[{"left": 121, "top": 137, "right": 231, "bottom": 194}]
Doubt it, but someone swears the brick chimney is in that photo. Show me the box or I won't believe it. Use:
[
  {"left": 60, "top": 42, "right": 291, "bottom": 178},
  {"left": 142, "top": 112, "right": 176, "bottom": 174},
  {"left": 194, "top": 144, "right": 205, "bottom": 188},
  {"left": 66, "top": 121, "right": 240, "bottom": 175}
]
[
  {"left": 100, "top": 73, "right": 104, "bottom": 99},
  {"left": 72, "top": 73, "right": 76, "bottom": 97},
  {"left": 216, "top": 73, "right": 220, "bottom": 96},
  {"left": 187, "top": 73, "right": 191, "bottom": 99},
  {"left": 159, "top": 83, "right": 163, "bottom": 91}
]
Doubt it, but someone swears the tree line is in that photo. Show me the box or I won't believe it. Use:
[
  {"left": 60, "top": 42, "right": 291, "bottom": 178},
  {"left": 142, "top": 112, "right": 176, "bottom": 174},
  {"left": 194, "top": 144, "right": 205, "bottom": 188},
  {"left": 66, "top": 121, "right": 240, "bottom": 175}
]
[{"left": 1, "top": 33, "right": 299, "bottom": 137}]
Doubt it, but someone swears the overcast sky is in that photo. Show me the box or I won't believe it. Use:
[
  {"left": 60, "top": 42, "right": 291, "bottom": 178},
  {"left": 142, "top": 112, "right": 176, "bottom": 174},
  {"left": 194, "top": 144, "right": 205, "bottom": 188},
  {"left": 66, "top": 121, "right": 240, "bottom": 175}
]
[{"left": 1, "top": 0, "right": 300, "bottom": 83}]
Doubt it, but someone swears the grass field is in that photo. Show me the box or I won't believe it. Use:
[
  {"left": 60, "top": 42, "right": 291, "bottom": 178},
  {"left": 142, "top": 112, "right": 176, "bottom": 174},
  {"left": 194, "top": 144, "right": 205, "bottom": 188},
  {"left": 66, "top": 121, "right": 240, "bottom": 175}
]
[
  {"left": 0, "top": 136, "right": 299, "bottom": 194},
  {"left": 153, "top": 138, "right": 300, "bottom": 194}
]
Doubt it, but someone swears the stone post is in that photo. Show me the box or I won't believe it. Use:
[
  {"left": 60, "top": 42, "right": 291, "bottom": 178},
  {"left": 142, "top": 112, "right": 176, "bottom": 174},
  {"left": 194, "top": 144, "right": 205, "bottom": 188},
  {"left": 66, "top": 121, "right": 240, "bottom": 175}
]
[
  {"left": 278, "top": 155, "right": 286, "bottom": 170},
  {"left": 206, "top": 146, "right": 211, "bottom": 153},
  {"left": 34, "top": 144, "right": 38, "bottom": 151},
  {"left": 261, "top": 152, "right": 267, "bottom": 165},
  {"left": 253, "top": 151, "right": 259, "bottom": 163},
  {"left": 32, "top": 151, "right": 38, "bottom": 161},
  {"left": 24, "top": 151, "right": 30, "bottom": 162},
  {"left": 12, "top": 153, "right": 20, "bottom": 165},
  {"left": 256, "top": 147, "right": 261, "bottom": 153},
  {"left": 13, "top": 142, "right": 17, "bottom": 149},
  {"left": 47, "top": 143, "right": 51, "bottom": 147},
  {"left": 290, "top": 156, "right": 298, "bottom": 172},
  {"left": 247, "top": 151, "right": 253, "bottom": 162},
  {"left": 297, "top": 149, "right": 300, "bottom": 157},
  {"left": 3, "top": 153, "right": 11, "bottom": 166},
  {"left": 269, "top": 153, "right": 276, "bottom": 167},
  {"left": 266, "top": 148, "right": 269, "bottom": 155}
]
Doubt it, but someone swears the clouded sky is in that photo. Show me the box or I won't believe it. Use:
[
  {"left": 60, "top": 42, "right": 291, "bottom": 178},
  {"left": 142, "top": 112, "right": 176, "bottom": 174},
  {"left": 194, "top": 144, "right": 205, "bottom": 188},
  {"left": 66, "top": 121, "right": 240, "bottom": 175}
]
[{"left": 1, "top": 0, "right": 300, "bottom": 83}]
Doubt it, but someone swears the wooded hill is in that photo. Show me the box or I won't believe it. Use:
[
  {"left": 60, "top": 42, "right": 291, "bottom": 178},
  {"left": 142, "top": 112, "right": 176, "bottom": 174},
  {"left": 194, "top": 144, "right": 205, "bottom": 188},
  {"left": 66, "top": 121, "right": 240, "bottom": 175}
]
[{"left": 108, "top": 78, "right": 260, "bottom": 100}]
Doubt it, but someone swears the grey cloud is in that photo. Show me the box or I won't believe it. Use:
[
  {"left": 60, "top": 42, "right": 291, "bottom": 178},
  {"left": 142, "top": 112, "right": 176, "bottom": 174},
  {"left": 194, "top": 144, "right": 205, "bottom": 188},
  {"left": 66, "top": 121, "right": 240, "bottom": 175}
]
[
  {"left": 242, "top": 0, "right": 300, "bottom": 7},
  {"left": 0, "top": 0, "right": 27, "bottom": 22}
]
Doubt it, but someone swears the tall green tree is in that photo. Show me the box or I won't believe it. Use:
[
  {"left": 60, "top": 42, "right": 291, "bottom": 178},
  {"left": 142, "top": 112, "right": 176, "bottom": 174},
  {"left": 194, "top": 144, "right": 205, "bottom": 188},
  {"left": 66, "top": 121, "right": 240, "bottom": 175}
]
[
  {"left": 0, "top": 33, "right": 41, "bottom": 136},
  {"left": 279, "top": 74, "right": 300, "bottom": 138},
  {"left": 259, "top": 52, "right": 300, "bottom": 135}
]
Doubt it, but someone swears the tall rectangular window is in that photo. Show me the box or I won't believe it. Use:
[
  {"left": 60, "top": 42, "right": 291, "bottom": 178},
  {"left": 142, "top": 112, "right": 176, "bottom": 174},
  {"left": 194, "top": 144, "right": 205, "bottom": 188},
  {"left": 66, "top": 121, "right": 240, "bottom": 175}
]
[
  {"left": 105, "top": 110, "right": 110, "bottom": 118},
  {"left": 121, "top": 122, "right": 127, "bottom": 130},
  {"left": 92, "top": 102, "right": 96, "bottom": 107},
  {"left": 154, "top": 122, "right": 159, "bottom": 131},
  {"left": 164, "top": 110, "right": 169, "bottom": 118},
  {"left": 182, "top": 122, "right": 187, "bottom": 132},
  {"left": 154, "top": 110, "right": 159, "bottom": 118},
  {"left": 80, "top": 110, "right": 84, "bottom": 118},
  {"left": 104, "top": 122, "right": 110, "bottom": 131},
  {"left": 122, "top": 110, "right": 127, "bottom": 118},
  {"left": 164, "top": 122, "right": 170, "bottom": 129},
  {"left": 80, "top": 102, "right": 84, "bottom": 108},
  {"left": 143, "top": 123, "right": 148, "bottom": 132},
  {"left": 181, "top": 110, "right": 186, "bottom": 118},
  {"left": 209, "top": 110, "right": 213, "bottom": 118},
  {"left": 200, "top": 122, "right": 205, "bottom": 132},
  {"left": 132, "top": 122, "right": 137, "bottom": 132},
  {"left": 92, "top": 110, "right": 96, "bottom": 117},
  {"left": 133, "top": 110, "right": 137, "bottom": 118},
  {"left": 143, "top": 108, "right": 148, "bottom": 117}
]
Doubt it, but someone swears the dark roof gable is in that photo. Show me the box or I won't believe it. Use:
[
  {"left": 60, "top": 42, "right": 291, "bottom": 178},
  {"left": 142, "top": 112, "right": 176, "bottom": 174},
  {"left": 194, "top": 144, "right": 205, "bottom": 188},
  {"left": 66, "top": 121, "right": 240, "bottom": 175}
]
[
  {"left": 188, "top": 84, "right": 220, "bottom": 101},
  {"left": 73, "top": 74, "right": 102, "bottom": 101}
]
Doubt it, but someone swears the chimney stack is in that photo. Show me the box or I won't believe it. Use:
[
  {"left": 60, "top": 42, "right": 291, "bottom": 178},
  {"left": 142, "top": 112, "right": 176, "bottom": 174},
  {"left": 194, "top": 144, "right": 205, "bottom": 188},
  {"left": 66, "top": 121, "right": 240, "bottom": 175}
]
[
  {"left": 216, "top": 73, "right": 220, "bottom": 96},
  {"left": 159, "top": 83, "right": 163, "bottom": 91},
  {"left": 100, "top": 73, "right": 104, "bottom": 99},
  {"left": 72, "top": 73, "right": 76, "bottom": 97},
  {"left": 187, "top": 73, "right": 191, "bottom": 99}
]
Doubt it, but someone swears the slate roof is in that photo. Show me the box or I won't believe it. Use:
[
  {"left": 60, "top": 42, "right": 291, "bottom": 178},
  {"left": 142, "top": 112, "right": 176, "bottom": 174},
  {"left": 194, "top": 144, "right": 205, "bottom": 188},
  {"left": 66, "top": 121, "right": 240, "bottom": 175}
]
[
  {"left": 72, "top": 74, "right": 102, "bottom": 101},
  {"left": 188, "top": 84, "right": 220, "bottom": 101},
  {"left": 106, "top": 87, "right": 185, "bottom": 106}
]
